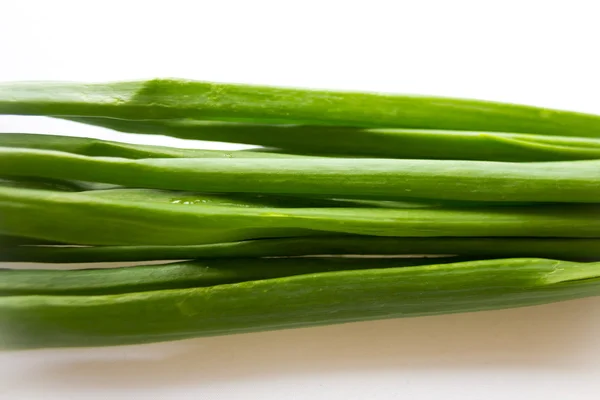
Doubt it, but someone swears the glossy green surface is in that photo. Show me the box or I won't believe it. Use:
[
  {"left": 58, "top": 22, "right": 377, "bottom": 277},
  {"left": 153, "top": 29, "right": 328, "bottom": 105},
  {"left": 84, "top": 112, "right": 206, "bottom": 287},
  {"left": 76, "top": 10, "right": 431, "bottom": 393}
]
[
  {"left": 68, "top": 118, "right": 600, "bottom": 162},
  {"left": 2, "top": 258, "right": 600, "bottom": 349},
  {"left": 0, "top": 133, "right": 292, "bottom": 159},
  {"left": 72, "top": 188, "right": 397, "bottom": 209},
  {"left": 2, "top": 186, "right": 600, "bottom": 246},
  {"left": 0, "top": 257, "right": 462, "bottom": 296},
  {"left": 2, "top": 79, "right": 600, "bottom": 137},
  {"left": 2, "top": 147, "right": 600, "bottom": 203}
]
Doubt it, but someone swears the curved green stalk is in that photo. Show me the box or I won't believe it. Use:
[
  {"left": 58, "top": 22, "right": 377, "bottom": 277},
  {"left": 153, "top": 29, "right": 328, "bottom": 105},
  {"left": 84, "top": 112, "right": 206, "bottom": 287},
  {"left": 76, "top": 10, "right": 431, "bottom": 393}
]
[
  {"left": 0, "top": 257, "right": 462, "bottom": 296},
  {"left": 67, "top": 118, "right": 600, "bottom": 162},
  {"left": 74, "top": 188, "right": 433, "bottom": 209},
  {"left": 2, "top": 258, "right": 600, "bottom": 349},
  {"left": 0, "top": 133, "right": 294, "bottom": 159},
  {"left": 4, "top": 237, "right": 600, "bottom": 263},
  {"left": 2, "top": 185, "right": 600, "bottom": 246},
  {"left": 2, "top": 79, "right": 600, "bottom": 137},
  {"left": 0, "top": 176, "right": 436, "bottom": 209},
  {"left": 2, "top": 147, "right": 600, "bottom": 203}
]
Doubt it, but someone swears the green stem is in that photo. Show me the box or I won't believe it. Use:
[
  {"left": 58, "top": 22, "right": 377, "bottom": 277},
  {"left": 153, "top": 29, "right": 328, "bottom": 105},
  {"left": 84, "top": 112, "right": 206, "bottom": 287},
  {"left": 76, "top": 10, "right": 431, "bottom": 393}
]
[
  {"left": 2, "top": 147, "right": 599, "bottom": 203},
  {"left": 3, "top": 237, "right": 600, "bottom": 263},
  {"left": 0, "top": 133, "right": 297, "bottom": 159},
  {"left": 0, "top": 257, "right": 463, "bottom": 296},
  {"left": 2, "top": 79, "right": 600, "bottom": 136},
  {"left": 67, "top": 117, "right": 600, "bottom": 162},
  {"left": 2, "top": 258, "right": 600, "bottom": 349},
  {"left": 2, "top": 186, "right": 600, "bottom": 246}
]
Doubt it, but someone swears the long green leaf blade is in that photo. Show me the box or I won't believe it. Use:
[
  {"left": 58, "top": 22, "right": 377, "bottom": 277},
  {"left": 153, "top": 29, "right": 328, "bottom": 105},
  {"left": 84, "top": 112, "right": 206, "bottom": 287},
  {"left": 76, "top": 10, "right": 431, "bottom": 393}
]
[
  {"left": 2, "top": 258, "right": 600, "bottom": 349},
  {"left": 2, "top": 186, "right": 600, "bottom": 245},
  {"left": 0, "top": 257, "right": 462, "bottom": 296},
  {"left": 66, "top": 117, "right": 600, "bottom": 161},
  {"left": 1, "top": 147, "right": 599, "bottom": 203},
  {"left": 4, "top": 237, "right": 600, "bottom": 263},
  {"left": 2, "top": 79, "right": 600, "bottom": 137}
]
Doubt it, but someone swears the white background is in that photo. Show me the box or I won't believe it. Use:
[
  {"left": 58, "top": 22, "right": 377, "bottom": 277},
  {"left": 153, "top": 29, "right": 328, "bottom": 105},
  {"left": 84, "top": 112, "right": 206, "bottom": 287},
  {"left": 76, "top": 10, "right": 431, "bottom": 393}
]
[{"left": 2, "top": 1, "right": 600, "bottom": 399}]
